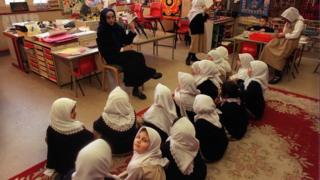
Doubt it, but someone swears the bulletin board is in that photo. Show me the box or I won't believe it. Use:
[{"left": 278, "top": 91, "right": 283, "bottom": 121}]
[
  {"left": 239, "top": 0, "right": 270, "bottom": 16},
  {"left": 161, "top": 0, "right": 182, "bottom": 17}
]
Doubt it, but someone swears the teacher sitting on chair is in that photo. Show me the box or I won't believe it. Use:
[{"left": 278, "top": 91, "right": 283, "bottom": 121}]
[
  {"left": 260, "top": 7, "right": 304, "bottom": 84},
  {"left": 97, "top": 8, "right": 162, "bottom": 100}
]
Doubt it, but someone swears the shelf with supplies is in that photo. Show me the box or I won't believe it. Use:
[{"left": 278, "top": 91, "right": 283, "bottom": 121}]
[
  {"left": 205, "top": 16, "right": 234, "bottom": 52},
  {"left": 24, "top": 37, "right": 80, "bottom": 84}
]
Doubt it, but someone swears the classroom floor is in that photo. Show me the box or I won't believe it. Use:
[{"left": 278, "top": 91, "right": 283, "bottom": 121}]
[{"left": 0, "top": 39, "right": 319, "bottom": 179}]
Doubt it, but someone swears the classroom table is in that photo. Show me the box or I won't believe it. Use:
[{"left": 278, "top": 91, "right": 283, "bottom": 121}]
[
  {"left": 51, "top": 47, "right": 99, "bottom": 97},
  {"left": 132, "top": 30, "right": 176, "bottom": 59}
]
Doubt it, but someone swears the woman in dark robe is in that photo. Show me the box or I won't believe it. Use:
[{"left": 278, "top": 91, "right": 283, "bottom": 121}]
[{"left": 97, "top": 8, "right": 162, "bottom": 100}]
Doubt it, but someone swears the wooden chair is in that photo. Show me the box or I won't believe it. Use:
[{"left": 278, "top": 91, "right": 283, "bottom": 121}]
[{"left": 98, "top": 54, "right": 123, "bottom": 91}]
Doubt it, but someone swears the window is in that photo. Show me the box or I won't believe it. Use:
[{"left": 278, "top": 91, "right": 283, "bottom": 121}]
[
  {"left": 5, "top": 0, "right": 26, "bottom": 5},
  {"left": 33, "top": 0, "right": 48, "bottom": 4}
]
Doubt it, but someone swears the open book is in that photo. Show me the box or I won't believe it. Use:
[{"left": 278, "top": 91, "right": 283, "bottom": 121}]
[{"left": 126, "top": 12, "right": 138, "bottom": 24}]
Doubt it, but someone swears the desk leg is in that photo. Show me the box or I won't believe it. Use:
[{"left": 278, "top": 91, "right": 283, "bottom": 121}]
[
  {"left": 69, "top": 61, "right": 78, "bottom": 97},
  {"left": 297, "top": 44, "right": 305, "bottom": 66},
  {"left": 156, "top": 41, "right": 159, "bottom": 56},
  {"left": 172, "top": 37, "right": 175, "bottom": 60},
  {"left": 232, "top": 39, "right": 237, "bottom": 70}
]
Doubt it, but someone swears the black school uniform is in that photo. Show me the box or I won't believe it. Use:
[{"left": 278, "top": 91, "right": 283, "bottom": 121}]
[
  {"left": 161, "top": 141, "right": 207, "bottom": 180},
  {"left": 197, "top": 79, "right": 219, "bottom": 101},
  {"left": 219, "top": 102, "right": 249, "bottom": 140},
  {"left": 93, "top": 116, "right": 138, "bottom": 155},
  {"left": 46, "top": 126, "right": 94, "bottom": 176},
  {"left": 243, "top": 81, "right": 265, "bottom": 120},
  {"left": 195, "top": 119, "right": 228, "bottom": 162}
]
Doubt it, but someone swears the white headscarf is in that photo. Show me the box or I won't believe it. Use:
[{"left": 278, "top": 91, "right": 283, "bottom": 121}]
[
  {"left": 231, "top": 53, "right": 254, "bottom": 81},
  {"left": 244, "top": 61, "right": 269, "bottom": 92},
  {"left": 174, "top": 72, "right": 200, "bottom": 114},
  {"left": 127, "top": 127, "right": 169, "bottom": 172},
  {"left": 102, "top": 86, "right": 135, "bottom": 132},
  {"left": 193, "top": 94, "right": 222, "bottom": 128},
  {"left": 281, "top": 7, "right": 302, "bottom": 23},
  {"left": 192, "top": 60, "right": 222, "bottom": 89},
  {"left": 72, "top": 139, "right": 113, "bottom": 180},
  {"left": 188, "top": 0, "right": 206, "bottom": 22},
  {"left": 208, "top": 48, "right": 232, "bottom": 76},
  {"left": 216, "top": 46, "right": 229, "bottom": 62},
  {"left": 168, "top": 117, "right": 199, "bottom": 175},
  {"left": 50, "top": 98, "right": 84, "bottom": 135},
  {"left": 143, "top": 83, "right": 178, "bottom": 135}
]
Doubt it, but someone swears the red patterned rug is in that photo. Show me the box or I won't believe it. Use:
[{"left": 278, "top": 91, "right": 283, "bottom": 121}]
[{"left": 9, "top": 87, "right": 319, "bottom": 180}]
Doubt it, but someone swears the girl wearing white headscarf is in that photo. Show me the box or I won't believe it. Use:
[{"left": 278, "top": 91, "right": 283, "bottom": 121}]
[
  {"left": 72, "top": 139, "right": 117, "bottom": 180},
  {"left": 93, "top": 86, "right": 138, "bottom": 155},
  {"left": 243, "top": 61, "right": 268, "bottom": 120},
  {"left": 260, "top": 7, "right": 304, "bottom": 84},
  {"left": 230, "top": 53, "right": 255, "bottom": 81},
  {"left": 186, "top": 0, "right": 211, "bottom": 65},
  {"left": 143, "top": 83, "right": 178, "bottom": 143},
  {"left": 207, "top": 47, "right": 232, "bottom": 81},
  {"left": 193, "top": 94, "right": 229, "bottom": 162},
  {"left": 191, "top": 60, "right": 222, "bottom": 101},
  {"left": 174, "top": 72, "right": 200, "bottom": 123},
  {"left": 125, "top": 127, "right": 169, "bottom": 180},
  {"left": 44, "top": 98, "right": 93, "bottom": 179},
  {"left": 162, "top": 117, "right": 207, "bottom": 180}
]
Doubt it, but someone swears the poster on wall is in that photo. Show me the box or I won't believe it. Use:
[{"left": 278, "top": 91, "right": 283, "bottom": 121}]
[
  {"left": 161, "top": 0, "right": 182, "bottom": 17},
  {"left": 240, "top": 0, "right": 270, "bottom": 16}
]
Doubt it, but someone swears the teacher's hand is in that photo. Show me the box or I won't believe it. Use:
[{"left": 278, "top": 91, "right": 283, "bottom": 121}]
[{"left": 276, "top": 32, "right": 285, "bottom": 38}]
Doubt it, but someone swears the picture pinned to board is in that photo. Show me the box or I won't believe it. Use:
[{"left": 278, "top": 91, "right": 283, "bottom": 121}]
[
  {"left": 161, "top": 0, "right": 182, "bottom": 17},
  {"left": 240, "top": 0, "right": 270, "bottom": 16}
]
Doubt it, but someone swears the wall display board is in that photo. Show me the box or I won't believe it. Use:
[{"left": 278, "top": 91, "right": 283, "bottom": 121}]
[
  {"left": 161, "top": 0, "right": 182, "bottom": 17},
  {"left": 240, "top": 0, "right": 270, "bottom": 16}
]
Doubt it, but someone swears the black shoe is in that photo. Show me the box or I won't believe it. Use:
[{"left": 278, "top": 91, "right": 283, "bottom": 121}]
[
  {"left": 152, "top": 72, "right": 162, "bottom": 79},
  {"left": 132, "top": 88, "right": 147, "bottom": 100},
  {"left": 191, "top": 54, "right": 200, "bottom": 62},
  {"left": 186, "top": 53, "right": 192, "bottom": 65},
  {"left": 269, "top": 76, "right": 282, "bottom": 84}
]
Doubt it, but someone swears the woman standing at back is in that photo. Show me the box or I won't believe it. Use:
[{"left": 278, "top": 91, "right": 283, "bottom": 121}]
[{"left": 186, "top": 0, "right": 211, "bottom": 65}]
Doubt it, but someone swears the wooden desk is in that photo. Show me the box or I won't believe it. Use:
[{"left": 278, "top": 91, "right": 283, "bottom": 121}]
[
  {"left": 132, "top": 30, "right": 176, "bottom": 59},
  {"left": 3, "top": 31, "right": 28, "bottom": 72},
  {"left": 231, "top": 33, "right": 270, "bottom": 68},
  {"left": 231, "top": 33, "right": 310, "bottom": 74},
  {"left": 51, "top": 47, "right": 99, "bottom": 97}
]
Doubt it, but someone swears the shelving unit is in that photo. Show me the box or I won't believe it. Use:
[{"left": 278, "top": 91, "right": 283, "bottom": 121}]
[{"left": 24, "top": 38, "right": 79, "bottom": 84}]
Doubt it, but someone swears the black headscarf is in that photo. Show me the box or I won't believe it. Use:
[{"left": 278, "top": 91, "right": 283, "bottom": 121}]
[{"left": 97, "top": 8, "right": 122, "bottom": 50}]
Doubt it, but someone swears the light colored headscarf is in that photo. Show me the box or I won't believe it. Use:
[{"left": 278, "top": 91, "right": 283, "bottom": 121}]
[
  {"left": 168, "top": 117, "right": 199, "bottom": 175},
  {"left": 174, "top": 72, "right": 200, "bottom": 114},
  {"left": 102, "top": 86, "right": 135, "bottom": 132},
  {"left": 72, "top": 139, "right": 114, "bottom": 180},
  {"left": 193, "top": 94, "right": 222, "bottom": 128},
  {"left": 244, "top": 61, "right": 269, "bottom": 92},
  {"left": 208, "top": 48, "right": 232, "bottom": 76},
  {"left": 192, "top": 60, "right": 222, "bottom": 89},
  {"left": 143, "top": 83, "right": 178, "bottom": 135},
  {"left": 216, "top": 46, "right": 229, "bottom": 62},
  {"left": 281, "top": 7, "right": 302, "bottom": 23},
  {"left": 188, "top": 0, "right": 206, "bottom": 22},
  {"left": 127, "top": 127, "right": 169, "bottom": 173},
  {"left": 230, "top": 53, "right": 254, "bottom": 81},
  {"left": 50, "top": 98, "right": 84, "bottom": 135}
]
